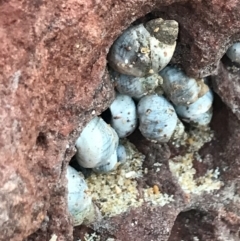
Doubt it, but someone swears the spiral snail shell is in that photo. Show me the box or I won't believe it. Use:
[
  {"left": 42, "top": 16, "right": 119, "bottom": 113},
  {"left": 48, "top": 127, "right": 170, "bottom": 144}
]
[
  {"left": 181, "top": 108, "right": 213, "bottom": 127},
  {"left": 226, "top": 42, "right": 240, "bottom": 64},
  {"left": 93, "top": 150, "right": 118, "bottom": 174},
  {"left": 75, "top": 117, "right": 119, "bottom": 168},
  {"left": 110, "top": 69, "right": 162, "bottom": 100},
  {"left": 137, "top": 94, "right": 182, "bottom": 142},
  {"left": 175, "top": 90, "right": 214, "bottom": 119},
  {"left": 160, "top": 66, "right": 202, "bottom": 105},
  {"left": 109, "top": 93, "right": 137, "bottom": 138},
  {"left": 66, "top": 166, "right": 93, "bottom": 226},
  {"left": 108, "top": 18, "right": 178, "bottom": 77}
]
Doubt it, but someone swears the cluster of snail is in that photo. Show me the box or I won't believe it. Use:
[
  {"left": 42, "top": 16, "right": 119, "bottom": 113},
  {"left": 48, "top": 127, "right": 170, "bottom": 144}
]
[{"left": 66, "top": 18, "right": 218, "bottom": 226}]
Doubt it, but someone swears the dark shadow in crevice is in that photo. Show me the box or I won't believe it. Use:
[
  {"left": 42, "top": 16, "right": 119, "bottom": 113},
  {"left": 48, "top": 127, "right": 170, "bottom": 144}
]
[
  {"left": 168, "top": 209, "right": 215, "bottom": 241},
  {"left": 36, "top": 132, "right": 48, "bottom": 148}
]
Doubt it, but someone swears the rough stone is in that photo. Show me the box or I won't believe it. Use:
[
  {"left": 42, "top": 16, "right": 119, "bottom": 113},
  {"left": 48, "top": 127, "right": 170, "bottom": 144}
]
[{"left": 1, "top": 0, "right": 240, "bottom": 240}]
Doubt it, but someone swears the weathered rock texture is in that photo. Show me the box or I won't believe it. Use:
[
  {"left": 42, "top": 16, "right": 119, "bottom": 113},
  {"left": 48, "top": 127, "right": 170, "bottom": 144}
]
[{"left": 0, "top": 0, "right": 240, "bottom": 241}]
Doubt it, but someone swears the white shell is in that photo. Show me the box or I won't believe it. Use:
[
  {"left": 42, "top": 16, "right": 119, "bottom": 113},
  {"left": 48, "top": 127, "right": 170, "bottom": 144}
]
[
  {"left": 110, "top": 69, "right": 162, "bottom": 99},
  {"left": 75, "top": 117, "right": 119, "bottom": 168},
  {"left": 93, "top": 150, "right": 118, "bottom": 174},
  {"left": 226, "top": 42, "right": 240, "bottom": 64},
  {"left": 175, "top": 90, "right": 214, "bottom": 119},
  {"left": 108, "top": 18, "right": 178, "bottom": 77},
  {"left": 137, "top": 94, "right": 178, "bottom": 142},
  {"left": 66, "top": 166, "right": 92, "bottom": 226},
  {"left": 110, "top": 93, "right": 137, "bottom": 138},
  {"left": 160, "top": 66, "right": 200, "bottom": 105}
]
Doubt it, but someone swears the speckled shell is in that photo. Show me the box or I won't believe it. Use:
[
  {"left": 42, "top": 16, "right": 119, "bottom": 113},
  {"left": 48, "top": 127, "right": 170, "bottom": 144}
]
[
  {"left": 137, "top": 94, "right": 178, "bottom": 142},
  {"left": 160, "top": 66, "right": 200, "bottom": 105},
  {"left": 110, "top": 69, "right": 162, "bottom": 99},
  {"left": 108, "top": 18, "right": 178, "bottom": 77},
  {"left": 110, "top": 94, "right": 137, "bottom": 138},
  {"left": 175, "top": 90, "right": 214, "bottom": 119},
  {"left": 75, "top": 117, "right": 119, "bottom": 168},
  {"left": 226, "top": 42, "right": 240, "bottom": 64},
  {"left": 116, "top": 140, "right": 135, "bottom": 164},
  {"left": 93, "top": 150, "right": 118, "bottom": 174},
  {"left": 181, "top": 108, "right": 213, "bottom": 126},
  {"left": 66, "top": 166, "right": 92, "bottom": 226}
]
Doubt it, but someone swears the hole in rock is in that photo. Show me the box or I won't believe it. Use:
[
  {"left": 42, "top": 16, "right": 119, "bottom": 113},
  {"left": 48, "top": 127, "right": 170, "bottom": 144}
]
[
  {"left": 36, "top": 132, "right": 47, "bottom": 148},
  {"left": 168, "top": 209, "right": 215, "bottom": 241},
  {"left": 100, "top": 107, "right": 111, "bottom": 124}
]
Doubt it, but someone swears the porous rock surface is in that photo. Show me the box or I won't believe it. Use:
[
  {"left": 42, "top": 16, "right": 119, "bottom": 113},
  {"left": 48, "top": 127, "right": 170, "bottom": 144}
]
[{"left": 0, "top": 0, "right": 240, "bottom": 241}]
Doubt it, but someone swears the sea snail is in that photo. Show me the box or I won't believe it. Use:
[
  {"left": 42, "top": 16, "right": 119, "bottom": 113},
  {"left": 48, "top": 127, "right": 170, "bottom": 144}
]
[
  {"left": 226, "top": 42, "right": 240, "bottom": 64},
  {"left": 108, "top": 18, "right": 179, "bottom": 77},
  {"left": 175, "top": 90, "right": 214, "bottom": 127},
  {"left": 75, "top": 117, "right": 119, "bottom": 168},
  {"left": 159, "top": 66, "right": 208, "bottom": 106},
  {"left": 93, "top": 150, "right": 118, "bottom": 174},
  {"left": 109, "top": 93, "right": 137, "bottom": 138},
  {"left": 66, "top": 166, "right": 96, "bottom": 226},
  {"left": 137, "top": 94, "right": 184, "bottom": 142},
  {"left": 110, "top": 69, "right": 163, "bottom": 100},
  {"left": 175, "top": 90, "right": 214, "bottom": 119}
]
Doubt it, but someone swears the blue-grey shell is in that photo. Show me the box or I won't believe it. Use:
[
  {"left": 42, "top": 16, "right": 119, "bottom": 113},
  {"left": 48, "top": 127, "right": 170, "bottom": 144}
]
[
  {"left": 226, "top": 42, "right": 240, "bottom": 64},
  {"left": 160, "top": 66, "right": 200, "bottom": 105},
  {"left": 75, "top": 117, "right": 119, "bottom": 168},
  {"left": 137, "top": 94, "right": 178, "bottom": 142},
  {"left": 66, "top": 166, "right": 92, "bottom": 226},
  {"left": 93, "top": 150, "right": 118, "bottom": 174},
  {"left": 110, "top": 94, "right": 137, "bottom": 138},
  {"left": 117, "top": 144, "right": 127, "bottom": 164},
  {"left": 107, "top": 19, "right": 178, "bottom": 77},
  {"left": 181, "top": 108, "right": 213, "bottom": 126},
  {"left": 110, "top": 69, "right": 162, "bottom": 99},
  {"left": 175, "top": 90, "right": 214, "bottom": 119}
]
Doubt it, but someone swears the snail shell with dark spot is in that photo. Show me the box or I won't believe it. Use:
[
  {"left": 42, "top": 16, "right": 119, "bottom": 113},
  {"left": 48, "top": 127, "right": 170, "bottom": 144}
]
[
  {"left": 160, "top": 66, "right": 201, "bottom": 105},
  {"left": 93, "top": 150, "right": 118, "bottom": 174},
  {"left": 66, "top": 166, "right": 92, "bottom": 226},
  {"left": 137, "top": 94, "right": 179, "bottom": 142},
  {"left": 108, "top": 18, "right": 178, "bottom": 77},
  {"left": 226, "top": 42, "right": 240, "bottom": 64},
  {"left": 75, "top": 117, "right": 119, "bottom": 168},
  {"left": 110, "top": 93, "right": 137, "bottom": 138},
  {"left": 110, "top": 69, "right": 162, "bottom": 100}
]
